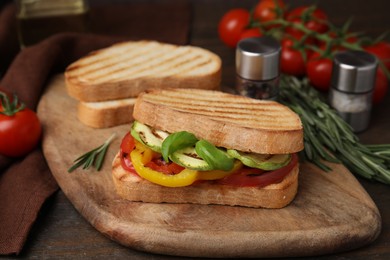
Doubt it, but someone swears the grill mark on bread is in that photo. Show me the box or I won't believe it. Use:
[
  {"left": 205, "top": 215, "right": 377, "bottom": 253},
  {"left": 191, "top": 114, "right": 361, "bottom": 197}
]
[
  {"left": 91, "top": 46, "right": 186, "bottom": 82},
  {"left": 143, "top": 95, "right": 290, "bottom": 114},
  {"left": 67, "top": 42, "right": 218, "bottom": 84},
  {"left": 112, "top": 53, "right": 208, "bottom": 81},
  {"left": 143, "top": 90, "right": 282, "bottom": 105},
  {"left": 137, "top": 89, "right": 302, "bottom": 130},
  {"left": 91, "top": 48, "right": 186, "bottom": 83},
  {"left": 153, "top": 56, "right": 212, "bottom": 77},
  {"left": 67, "top": 41, "right": 156, "bottom": 78},
  {"left": 83, "top": 46, "right": 177, "bottom": 82},
  {"left": 145, "top": 97, "right": 285, "bottom": 110},
  {"left": 166, "top": 108, "right": 297, "bottom": 129},
  {"left": 144, "top": 96, "right": 283, "bottom": 109}
]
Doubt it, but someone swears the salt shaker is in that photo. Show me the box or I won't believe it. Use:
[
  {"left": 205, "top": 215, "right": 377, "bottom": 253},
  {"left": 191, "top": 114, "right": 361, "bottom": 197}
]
[
  {"left": 329, "top": 50, "right": 378, "bottom": 133},
  {"left": 235, "top": 36, "right": 281, "bottom": 100}
]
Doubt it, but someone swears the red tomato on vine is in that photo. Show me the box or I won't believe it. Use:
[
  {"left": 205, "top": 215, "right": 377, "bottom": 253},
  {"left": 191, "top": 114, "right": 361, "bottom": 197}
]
[
  {"left": 306, "top": 54, "right": 333, "bottom": 92},
  {"left": 285, "top": 6, "right": 329, "bottom": 42},
  {"left": 253, "top": 0, "right": 285, "bottom": 23},
  {"left": 286, "top": 6, "right": 329, "bottom": 33},
  {"left": 364, "top": 41, "right": 390, "bottom": 71},
  {"left": 218, "top": 8, "right": 250, "bottom": 48},
  {"left": 239, "top": 28, "right": 263, "bottom": 41},
  {"left": 372, "top": 67, "right": 389, "bottom": 104},
  {"left": 280, "top": 38, "right": 309, "bottom": 76},
  {"left": 0, "top": 92, "right": 42, "bottom": 157}
]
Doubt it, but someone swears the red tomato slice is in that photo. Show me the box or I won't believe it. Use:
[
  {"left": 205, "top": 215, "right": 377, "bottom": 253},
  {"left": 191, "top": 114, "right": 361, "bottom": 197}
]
[
  {"left": 120, "top": 132, "right": 137, "bottom": 173},
  {"left": 145, "top": 157, "right": 185, "bottom": 175},
  {"left": 120, "top": 153, "right": 137, "bottom": 174},
  {"left": 216, "top": 154, "right": 298, "bottom": 188},
  {"left": 120, "top": 132, "right": 135, "bottom": 154}
]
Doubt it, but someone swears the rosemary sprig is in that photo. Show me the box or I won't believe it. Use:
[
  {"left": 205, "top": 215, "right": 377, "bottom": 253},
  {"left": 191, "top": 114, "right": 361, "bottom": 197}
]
[
  {"left": 279, "top": 75, "right": 390, "bottom": 184},
  {"left": 68, "top": 133, "right": 116, "bottom": 173}
]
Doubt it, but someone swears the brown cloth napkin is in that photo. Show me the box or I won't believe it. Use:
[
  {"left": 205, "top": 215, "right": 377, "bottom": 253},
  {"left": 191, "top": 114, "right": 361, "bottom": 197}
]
[{"left": 0, "top": 1, "right": 191, "bottom": 255}]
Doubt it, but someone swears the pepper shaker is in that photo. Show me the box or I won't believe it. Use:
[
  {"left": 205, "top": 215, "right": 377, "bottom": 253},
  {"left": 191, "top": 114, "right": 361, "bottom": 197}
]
[
  {"left": 329, "top": 50, "right": 378, "bottom": 133},
  {"left": 235, "top": 36, "right": 281, "bottom": 100}
]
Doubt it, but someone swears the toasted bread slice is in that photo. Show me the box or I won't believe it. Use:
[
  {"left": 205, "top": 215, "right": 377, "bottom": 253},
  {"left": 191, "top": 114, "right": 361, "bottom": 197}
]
[
  {"left": 65, "top": 41, "right": 221, "bottom": 102},
  {"left": 112, "top": 153, "right": 299, "bottom": 208},
  {"left": 133, "top": 88, "right": 304, "bottom": 154},
  {"left": 77, "top": 98, "right": 135, "bottom": 128}
]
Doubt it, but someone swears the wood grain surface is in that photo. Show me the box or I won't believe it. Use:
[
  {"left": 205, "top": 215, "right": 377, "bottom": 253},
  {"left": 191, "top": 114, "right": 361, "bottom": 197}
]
[{"left": 37, "top": 75, "right": 381, "bottom": 258}]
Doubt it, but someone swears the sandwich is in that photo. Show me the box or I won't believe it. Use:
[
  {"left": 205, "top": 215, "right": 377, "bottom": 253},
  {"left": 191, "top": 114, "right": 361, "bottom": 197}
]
[
  {"left": 112, "top": 88, "right": 304, "bottom": 208},
  {"left": 65, "top": 40, "right": 222, "bottom": 128}
]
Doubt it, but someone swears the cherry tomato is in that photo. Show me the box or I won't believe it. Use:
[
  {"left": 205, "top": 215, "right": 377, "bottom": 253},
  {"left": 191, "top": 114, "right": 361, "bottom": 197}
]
[
  {"left": 306, "top": 55, "right": 333, "bottom": 92},
  {"left": 253, "top": 0, "right": 285, "bottom": 23},
  {"left": 218, "top": 8, "right": 250, "bottom": 48},
  {"left": 217, "top": 154, "right": 298, "bottom": 187},
  {"left": 239, "top": 28, "right": 262, "bottom": 41},
  {"left": 373, "top": 67, "right": 389, "bottom": 104},
  {"left": 280, "top": 38, "right": 309, "bottom": 76},
  {"left": 285, "top": 6, "right": 329, "bottom": 42},
  {"left": 364, "top": 41, "right": 390, "bottom": 71},
  {"left": 145, "top": 157, "right": 185, "bottom": 175},
  {"left": 0, "top": 93, "right": 42, "bottom": 157},
  {"left": 286, "top": 6, "right": 329, "bottom": 33}
]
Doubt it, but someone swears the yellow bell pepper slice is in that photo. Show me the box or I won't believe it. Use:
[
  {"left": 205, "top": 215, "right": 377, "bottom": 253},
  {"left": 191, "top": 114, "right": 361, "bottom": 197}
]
[
  {"left": 131, "top": 141, "right": 198, "bottom": 187},
  {"left": 130, "top": 140, "right": 243, "bottom": 187}
]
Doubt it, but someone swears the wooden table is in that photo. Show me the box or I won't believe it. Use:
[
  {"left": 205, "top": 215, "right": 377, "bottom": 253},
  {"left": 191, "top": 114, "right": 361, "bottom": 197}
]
[{"left": 7, "top": 0, "right": 390, "bottom": 259}]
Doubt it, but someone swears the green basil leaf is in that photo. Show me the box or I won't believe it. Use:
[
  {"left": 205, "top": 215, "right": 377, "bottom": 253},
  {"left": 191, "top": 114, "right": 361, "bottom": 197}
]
[
  {"left": 161, "top": 131, "right": 198, "bottom": 162},
  {"left": 195, "top": 140, "right": 234, "bottom": 171}
]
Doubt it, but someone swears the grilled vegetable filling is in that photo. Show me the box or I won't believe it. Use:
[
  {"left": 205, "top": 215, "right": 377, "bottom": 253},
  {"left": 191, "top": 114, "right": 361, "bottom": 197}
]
[
  {"left": 131, "top": 121, "right": 291, "bottom": 172},
  {"left": 119, "top": 121, "right": 297, "bottom": 187}
]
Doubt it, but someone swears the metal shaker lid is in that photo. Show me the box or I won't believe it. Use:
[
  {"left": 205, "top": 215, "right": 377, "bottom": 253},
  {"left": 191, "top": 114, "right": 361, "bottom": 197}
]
[
  {"left": 331, "top": 50, "right": 378, "bottom": 93},
  {"left": 236, "top": 36, "right": 281, "bottom": 81}
]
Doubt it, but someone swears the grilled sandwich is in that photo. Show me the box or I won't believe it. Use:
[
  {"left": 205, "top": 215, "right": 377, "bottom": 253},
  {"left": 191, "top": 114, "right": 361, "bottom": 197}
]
[{"left": 112, "top": 88, "right": 304, "bottom": 208}]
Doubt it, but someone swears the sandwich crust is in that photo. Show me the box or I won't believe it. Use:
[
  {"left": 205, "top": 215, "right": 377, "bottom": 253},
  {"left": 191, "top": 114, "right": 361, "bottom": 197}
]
[
  {"left": 133, "top": 88, "right": 304, "bottom": 154},
  {"left": 77, "top": 99, "right": 135, "bottom": 128},
  {"left": 112, "top": 153, "right": 299, "bottom": 209}
]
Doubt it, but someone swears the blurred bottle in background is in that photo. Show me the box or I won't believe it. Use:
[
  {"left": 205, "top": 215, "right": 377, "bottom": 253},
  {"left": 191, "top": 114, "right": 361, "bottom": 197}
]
[{"left": 15, "top": 0, "right": 89, "bottom": 48}]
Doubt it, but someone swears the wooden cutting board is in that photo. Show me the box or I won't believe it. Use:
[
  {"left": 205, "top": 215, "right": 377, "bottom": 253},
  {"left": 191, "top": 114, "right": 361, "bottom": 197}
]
[{"left": 37, "top": 75, "right": 381, "bottom": 258}]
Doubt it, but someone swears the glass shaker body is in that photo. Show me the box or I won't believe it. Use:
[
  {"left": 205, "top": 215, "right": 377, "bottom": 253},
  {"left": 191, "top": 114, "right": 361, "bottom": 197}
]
[
  {"left": 329, "top": 50, "right": 377, "bottom": 133},
  {"left": 235, "top": 36, "right": 281, "bottom": 100},
  {"left": 236, "top": 75, "right": 279, "bottom": 100},
  {"left": 15, "top": 0, "right": 90, "bottom": 48},
  {"left": 329, "top": 88, "right": 372, "bottom": 132}
]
